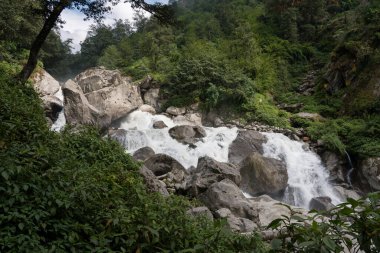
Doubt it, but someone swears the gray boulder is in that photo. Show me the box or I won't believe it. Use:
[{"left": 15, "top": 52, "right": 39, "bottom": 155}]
[
  {"left": 228, "top": 130, "right": 267, "bottom": 165},
  {"left": 309, "top": 196, "right": 334, "bottom": 211},
  {"left": 186, "top": 207, "right": 213, "bottom": 220},
  {"left": 139, "top": 104, "right": 156, "bottom": 114},
  {"left": 249, "top": 195, "right": 306, "bottom": 227},
  {"left": 321, "top": 151, "right": 347, "bottom": 183},
  {"left": 133, "top": 147, "right": 155, "bottom": 162},
  {"left": 166, "top": 106, "right": 186, "bottom": 116},
  {"left": 139, "top": 166, "right": 169, "bottom": 196},
  {"left": 64, "top": 67, "right": 143, "bottom": 128},
  {"left": 153, "top": 120, "right": 168, "bottom": 129},
  {"left": 63, "top": 79, "right": 109, "bottom": 129},
  {"left": 32, "top": 69, "right": 60, "bottom": 97},
  {"left": 144, "top": 88, "right": 160, "bottom": 111},
  {"left": 359, "top": 157, "right": 380, "bottom": 190},
  {"left": 239, "top": 153, "right": 288, "bottom": 196},
  {"left": 169, "top": 125, "right": 206, "bottom": 145},
  {"left": 215, "top": 208, "right": 257, "bottom": 233},
  {"left": 183, "top": 156, "right": 241, "bottom": 197},
  {"left": 144, "top": 154, "right": 186, "bottom": 177},
  {"left": 199, "top": 179, "right": 258, "bottom": 223},
  {"left": 333, "top": 186, "right": 361, "bottom": 201},
  {"left": 295, "top": 112, "right": 324, "bottom": 121}
]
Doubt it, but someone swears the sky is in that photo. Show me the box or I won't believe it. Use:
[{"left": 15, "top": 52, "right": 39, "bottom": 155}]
[{"left": 60, "top": 0, "right": 169, "bottom": 52}]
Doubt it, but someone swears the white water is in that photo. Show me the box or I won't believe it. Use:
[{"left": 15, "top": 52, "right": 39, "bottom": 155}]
[
  {"left": 118, "top": 110, "right": 238, "bottom": 168},
  {"left": 51, "top": 87, "right": 66, "bottom": 132},
  {"left": 262, "top": 133, "right": 342, "bottom": 208}
]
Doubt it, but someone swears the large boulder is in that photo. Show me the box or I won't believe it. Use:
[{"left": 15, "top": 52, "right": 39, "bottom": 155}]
[
  {"left": 183, "top": 156, "right": 241, "bottom": 197},
  {"left": 64, "top": 67, "right": 143, "bottom": 128},
  {"left": 173, "top": 113, "right": 202, "bottom": 126},
  {"left": 228, "top": 130, "right": 266, "bottom": 165},
  {"left": 139, "top": 104, "right": 156, "bottom": 114},
  {"left": 139, "top": 166, "right": 169, "bottom": 196},
  {"left": 32, "top": 70, "right": 63, "bottom": 122},
  {"left": 63, "top": 79, "right": 109, "bottom": 129},
  {"left": 333, "top": 186, "right": 361, "bottom": 201},
  {"left": 153, "top": 120, "right": 167, "bottom": 129},
  {"left": 168, "top": 125, "right": 206, "bottom": 145},
  {"left": 144, "top": 154, "right": 187, "bottom": 177},
  {"left": 32, "top": 69, "right": 60, "bottom": 97},
  {"left": 133, "top": 147, "right": 155, "bottom": 162},
  {"left": 186, "top": 207, "right": 213, "bottom": 220},
  {"left": 198, "top": 179, "right": 259, "bottom": 223},
  {"left": 359, "top": 157, "right": 380, "bottom": 190},
  {"left": 249, "top": 195, "right": 306, "bottom": 227},
  {"left": 166, "top": 106, "right": 186, "bottom": 116},
  {"left": 309, "top": 196, "right": 334, "bottom": 211},
  {"left": 143, "top": 88, "right": 160, "bottom": 111},
  {"left": 215, "top": 208, "right": 257, "bottom": 233},
  {"left": 239, "top": 153, "right": 288, "bottom": 196},
  {"left": 321, "top": 151, "right": 347, "bottom": 183}
]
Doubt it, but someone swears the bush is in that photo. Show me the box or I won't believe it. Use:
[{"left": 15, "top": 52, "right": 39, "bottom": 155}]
[{"left": 267, "top": 193, "right": 380, "bottom": 252}]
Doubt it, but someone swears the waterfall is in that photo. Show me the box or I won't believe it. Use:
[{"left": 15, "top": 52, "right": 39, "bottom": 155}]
[
  {"left": 345, "top": 150, "right": 354, "bottom": 188},
  {"left": 118, "top": 110, "right": 238, "bottom": 168},
  {"left": 262, "top": 133, "right": 342, "bottom": 208},
  {"left": 51, "top": 87, "right": 66, "bottom": 132}
]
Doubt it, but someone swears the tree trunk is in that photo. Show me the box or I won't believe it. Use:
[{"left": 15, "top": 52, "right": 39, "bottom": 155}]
[{"left": 18, "top": 1, "right": 68, "bottom": 83}]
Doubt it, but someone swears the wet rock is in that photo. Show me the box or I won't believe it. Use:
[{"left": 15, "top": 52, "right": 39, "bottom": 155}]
[
  {"left": 333, "top": 186, "right": 361, "bottom": 201},
  {"left": 183, "top": 157, "right": 241, "bottom": 197},
  {"left": 139, "top": 166, "right": 169, "bottom": 196},
  {"left": 144, "top": 154, "right": 186, "bottom": 177},
  {"left": 186, "top": 207, "right": 213, "bottom": 220},
  {"left": 249, "top": 195, "right": 306, "bottom": 227},
  {"left": 359, "top": 157, "right": 380, "bottom": 191},
  {"left": 133, "top": 147, "right": 155, "bottom": 162},
  {"left": 321, "top": 151, "right": 346, "bottom": 183},
  {"left": 215, "top": 208, "right": 257, "bottom": 233},
  {"left": 139, "top": 104, "right": 156, "bottom": 114},
  {"left": 43, "top": 95, "right": 64, "bottom": 122},
  {"left": 239, "top": 153, "right": 288, "bottom": 196},
  {"left": 143, "top": 88, "right": 161, "bottom": 111},
  {"left": 199, "top": 179, "right": 259, "bottom": 223},
  {"left": 228, "top": 130, "right": 267, "bottom": 165},
  {"left": 166, "top": 106, "right": 186, "bottom": 116},
  {"left": 173, "top": 113, "right": 202, "bottom": 126},
  {"left": 309, "top": 196, "right": 334, "bottom": 211},
  {"left": 168, "top": 125, "right": 206, "bottom": 145},
  {"left": 153, "top": 120, "right": 167, "bottom": 129}
]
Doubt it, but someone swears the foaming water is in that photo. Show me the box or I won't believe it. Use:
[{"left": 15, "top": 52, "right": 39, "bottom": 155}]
[
  {"left": 262, "top": 133, "right": 342, "bottom": 208},
  {"left": 119, "top": 110, "right": 238, "bottom": 168},
  {"left": 51, "top": 87, "right": 66, "bottom": 132}
]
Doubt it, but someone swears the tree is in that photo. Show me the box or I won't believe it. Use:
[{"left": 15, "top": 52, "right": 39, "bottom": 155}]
[{"left": 18, "top": 0, "right": 172, "bottom": 83}]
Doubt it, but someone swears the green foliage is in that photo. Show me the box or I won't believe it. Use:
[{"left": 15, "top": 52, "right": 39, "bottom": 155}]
[
  {"left": 243, "top": 93, "right": 291, "bottom": 128},
  {"left": 267, "top": 193, "right": 380, "bottom": 252}
]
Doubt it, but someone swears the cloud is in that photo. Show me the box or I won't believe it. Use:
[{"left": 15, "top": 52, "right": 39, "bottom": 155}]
[{"left": 60, "top": 0, "right": 169, "bottom": 52}]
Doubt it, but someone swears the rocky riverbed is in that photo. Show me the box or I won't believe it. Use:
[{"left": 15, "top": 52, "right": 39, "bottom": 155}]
[{"left": 32, "top": 67, "right": 379, "bottom": 234}]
